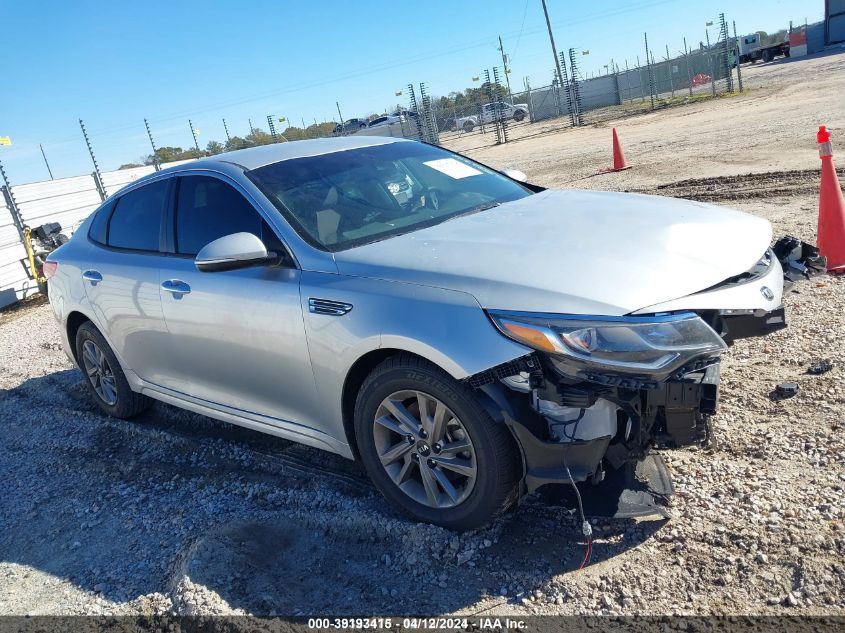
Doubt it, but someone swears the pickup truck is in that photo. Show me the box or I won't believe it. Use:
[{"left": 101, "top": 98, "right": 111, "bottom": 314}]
[{"left": 455, "top": 102, "right": 529, "bottom": 132}]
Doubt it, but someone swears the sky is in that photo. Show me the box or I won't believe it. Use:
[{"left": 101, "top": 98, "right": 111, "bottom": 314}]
[{"left": 0, "top": 0, "right": 825, "bottom": 184}]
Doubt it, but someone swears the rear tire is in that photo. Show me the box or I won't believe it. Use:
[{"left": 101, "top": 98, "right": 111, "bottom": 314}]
[
  {"left": 75, "top": 322, "right": 152, "bottom": 419},
  {"left": 354, "top": 353, "right": 521, "bottom": 530},
  {"left": 762, "top": 50, "right": 773, "bottom": 63},
  {"left": 513, "top": 110, "right": 525, "bottom": 122},
  {"left": 463, "top": 121, "right": 474, "bottom": 133}
]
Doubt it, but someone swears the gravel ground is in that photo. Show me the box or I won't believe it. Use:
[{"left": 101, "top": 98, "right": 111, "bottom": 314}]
[{"left": 1, "top": 51, "right": 844, "bottom": 617}]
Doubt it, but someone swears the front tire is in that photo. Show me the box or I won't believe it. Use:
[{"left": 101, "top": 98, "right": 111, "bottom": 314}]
[
  {"left": 513, "top": 110, "right": 525, "bottom": 122},
  {"left": 354, "top": 354, "right": 521, "bottom": 530},
  {"left": 462, "top": 121, "right": 474, "bottom": 133},
  {"left": 75, "top": 322, "right": 152, "bottom": 419}
]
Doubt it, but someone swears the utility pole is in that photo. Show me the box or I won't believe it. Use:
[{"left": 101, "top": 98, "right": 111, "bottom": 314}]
[
  {"left": 39, "top": 144, "right": 54, "bottom": 180},
  {"left": 541, "top": 0, "right": 566, "bottom": 113},
  {"left": 222, "top": 118, "right": 231, "bottom": 143},
  {"left": 248, "top": 118, "right": 255, "bottom": 136},
  {"left": 336, "top": 102, "right": 344, "bottom": 126},
  {"left": 144, "top": 118, "right": 160, "bottom": 171},
  {"left": 497, "top": 35, "right": 513, "bottom": 100},
  {"left": 188, "top": 119, "right": 200, "bottom": 152}
]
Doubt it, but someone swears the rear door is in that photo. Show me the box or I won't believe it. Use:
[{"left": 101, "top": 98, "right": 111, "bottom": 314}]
[
  {"left": 82, "top": 178, "right": 173, "bottom": 384},
  {"left": 156, "top": 173, "right": 319, "bottom": 426}
]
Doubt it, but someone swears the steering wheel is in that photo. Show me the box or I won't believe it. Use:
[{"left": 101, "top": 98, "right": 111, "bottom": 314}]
[{"left": 424, "top": 187, "right": 443, "bottom": 211}]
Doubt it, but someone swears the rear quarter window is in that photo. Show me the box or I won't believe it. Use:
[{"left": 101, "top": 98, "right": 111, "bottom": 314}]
[
  {"left": 87, "top": 199, "right": 115, "bottom": 245},
  {"left": 107, "top": 179, "right": 169, "bottom": 251}
]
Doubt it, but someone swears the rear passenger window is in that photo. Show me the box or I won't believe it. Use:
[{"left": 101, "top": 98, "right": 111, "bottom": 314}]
[
  {"left": 107, "top": 180, "right": 168, "bottom": 251},
  {"left": 175, "top": 176, "right": 263, "bottom": 255}
]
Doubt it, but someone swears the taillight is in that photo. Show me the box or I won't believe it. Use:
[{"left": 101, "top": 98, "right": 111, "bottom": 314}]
[{"left": 43, "top": 260, "right": 58, "bottom": 279}]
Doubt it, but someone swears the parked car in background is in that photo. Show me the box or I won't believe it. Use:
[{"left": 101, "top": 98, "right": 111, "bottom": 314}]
[
  {"left": 681, "top": 73, "right": 713, "bottom": 89},
  {"left": 333, "top": 118, "right": 369, "bottom": 134},
  {"left": 47, "top": 136, "right": 793, "bottom": 530},
  {"left": 455, "top": 102, "right": 529, "bottom": 132},
  {"left": 368, "top": 114, "right": 405, "bottom": 128}
]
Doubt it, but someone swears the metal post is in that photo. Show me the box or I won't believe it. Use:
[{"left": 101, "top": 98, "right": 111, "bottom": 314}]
[
  {"left": 0, "top": 159, "right": 25, "bottom": 239},
  {"left": 705, "top": 30, "right": 716, "bottom": 96},
  {"left": 222, "top": 118, "right": 231, "bottom": 143},
  {"left": 267, "top": 115, "right": 278, "bottom": 142},
  {"left": 624, "top": 59, "right": 631, "bottom": 103},
  {"left": 144, "top": 118, "right": 160, "bottom": 171},
  {"left": 188, "top": 119, "right": 200, "bottom": 152},
  {"left": 684, "top": 37, "right": 694, "bottom": 96},
  {"left": 733, "top": 21, "right": 744, "bottom": 92},
  {"left": 666, "top": 45, "right": 675, "bottom": 98},
  {"left": 636, "top": 55, "right": 645, "bottom": 102},
  {"left": 719, "top": 13, "right": 733, "bottom": 92},
  {"left": 644, "top": 34, "right": 655, "bottom": 109},
  {"left": 567, "top": 49, "right": 583, "bottom": 125},
  {"left": 79, "top": 119, "right": 106, "bottom": 202},
  {"left": 39, "top": 144, "right": 54, "bottom": 180},
  {"left": 558, "top": 50, "right": 576, "bottom": 125}
]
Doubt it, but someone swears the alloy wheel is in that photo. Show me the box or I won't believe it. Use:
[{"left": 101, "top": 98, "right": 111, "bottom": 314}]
[
  {"left": 81, "top": 339, "right": 118, "bottom": 406},
  {"left": 372, "top": 390, "right": 477, "bottom": 509}
]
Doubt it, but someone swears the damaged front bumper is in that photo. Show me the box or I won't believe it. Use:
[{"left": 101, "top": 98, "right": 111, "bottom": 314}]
[
  {"left": 473, "top": 350, "right": 724, "bottom": 497},
  {"left": 468, "top": 238, "right": 822, "bottom": 516}
]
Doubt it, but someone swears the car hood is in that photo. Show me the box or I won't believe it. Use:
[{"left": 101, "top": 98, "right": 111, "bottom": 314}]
[{"left": 334, "top": 189, "right": 772, "bottom": 315}]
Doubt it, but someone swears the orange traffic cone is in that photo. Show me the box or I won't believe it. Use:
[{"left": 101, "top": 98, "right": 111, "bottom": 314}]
[
  {"left": 610, "top": 128, "right": 631, "bottom": 171},
  {"left": 816, "top": 125, "right": 845, "bottom": 273}
]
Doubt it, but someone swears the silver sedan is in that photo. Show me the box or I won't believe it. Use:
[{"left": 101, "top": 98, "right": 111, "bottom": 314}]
[{"left": 46, "top": 137, "right": 788, "bottom": 529}]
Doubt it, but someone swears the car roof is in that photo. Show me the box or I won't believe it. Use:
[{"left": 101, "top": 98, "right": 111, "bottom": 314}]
[{"left": 196, "top": 135, "right": 408, "bottom": 170}]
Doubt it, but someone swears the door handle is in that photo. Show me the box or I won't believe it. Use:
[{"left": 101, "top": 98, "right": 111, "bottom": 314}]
[
  {"left": 82, "top": 270, "right": 102, "bottom": 283},
  {"left": 161, "top": 279, "right": 191, "bottom": 295}
]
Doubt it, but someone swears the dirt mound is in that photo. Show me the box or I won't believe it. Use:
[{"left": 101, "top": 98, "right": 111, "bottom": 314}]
[{"left": 649, "top": 169, "right": 845, "bottom": 202}]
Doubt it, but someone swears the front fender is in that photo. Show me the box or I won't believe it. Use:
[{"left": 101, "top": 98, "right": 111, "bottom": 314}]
[{"left": 300, "top": 272, "right": 531, "bottom": 446}]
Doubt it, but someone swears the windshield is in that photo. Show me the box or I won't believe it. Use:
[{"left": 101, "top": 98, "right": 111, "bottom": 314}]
[{"left": 246, "top": 141, "right": 532, "bottom": 251}]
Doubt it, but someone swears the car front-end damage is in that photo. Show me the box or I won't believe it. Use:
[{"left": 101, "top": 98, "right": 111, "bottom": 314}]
[{"left": 463, "top": 240, "right": 823, "bottom": 517}]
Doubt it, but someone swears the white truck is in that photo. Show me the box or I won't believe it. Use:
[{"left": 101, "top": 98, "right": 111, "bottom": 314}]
[
  {"left": 737, "top": 32, "right": 790, "bottom": 64},
  {"left": 454, "top": 101, "right": 529, "bottom": 132}
]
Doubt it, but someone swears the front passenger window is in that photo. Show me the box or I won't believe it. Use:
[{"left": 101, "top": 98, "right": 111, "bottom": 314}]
[{"left": 175, "top": 176, "right": 265, "bottom": 256}]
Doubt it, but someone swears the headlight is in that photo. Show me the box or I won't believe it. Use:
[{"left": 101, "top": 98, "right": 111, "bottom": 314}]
[{"left": 488, "top": 311, "right": 726, "bottom": 377}]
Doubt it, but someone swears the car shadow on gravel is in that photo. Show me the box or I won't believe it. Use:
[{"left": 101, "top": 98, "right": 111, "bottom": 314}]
[
  {"left": 0, "top": 369, "right": 666, "bottom": 614},
  {"left": 180, "top": 504, "right": 665, "bottom": 615}
]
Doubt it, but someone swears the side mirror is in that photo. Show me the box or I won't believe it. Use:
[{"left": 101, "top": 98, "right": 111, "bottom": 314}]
[
  {"left": 501, "top": 168, "right": 528, "bottom": 183},
  {"left": 195, "top": 232, "right": 271, "bottom": 273}
]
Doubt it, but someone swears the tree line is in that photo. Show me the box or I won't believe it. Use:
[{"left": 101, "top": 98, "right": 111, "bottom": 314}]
[
  {"left": 119, "top": 121, "right": 337, "bottom": 169},
  {"left": 118, "top": 81, "right": 510, "bottom": 169}
]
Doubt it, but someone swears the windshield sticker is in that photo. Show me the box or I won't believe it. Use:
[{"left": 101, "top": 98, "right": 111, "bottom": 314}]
[{"left": 422, "top": 158, "right": 482, "bottom": 179}]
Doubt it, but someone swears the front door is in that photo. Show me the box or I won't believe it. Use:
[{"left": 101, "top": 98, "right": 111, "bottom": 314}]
[{"left": 156, "top": 174, "right": 319, "bottom": 427}]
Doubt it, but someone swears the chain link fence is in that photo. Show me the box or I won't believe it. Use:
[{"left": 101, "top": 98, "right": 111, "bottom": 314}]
[{"left": 437, "top": 21, "right": 740, "bottom": 150}]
